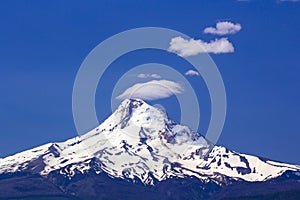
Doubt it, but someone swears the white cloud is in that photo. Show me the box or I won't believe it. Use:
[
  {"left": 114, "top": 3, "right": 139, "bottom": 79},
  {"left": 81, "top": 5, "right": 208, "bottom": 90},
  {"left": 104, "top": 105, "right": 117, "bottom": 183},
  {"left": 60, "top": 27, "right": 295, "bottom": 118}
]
[
  {"left": 116, "top": 80, "right": 184, "bottom": 101},
  {"left": 204, "top": 21, "right": 242, "bottom": 35},
  {"left": 137, "top": 73, "right": 161, "bottom": 79},
  {"left": 168, "top": 36, "right": 234, "bottom": 57},
  {"left": 279, "top": 0, "right": 300, "bottom": 2},
  {"left": 185, "top": 70, "right": 200, "bottom": 76}
]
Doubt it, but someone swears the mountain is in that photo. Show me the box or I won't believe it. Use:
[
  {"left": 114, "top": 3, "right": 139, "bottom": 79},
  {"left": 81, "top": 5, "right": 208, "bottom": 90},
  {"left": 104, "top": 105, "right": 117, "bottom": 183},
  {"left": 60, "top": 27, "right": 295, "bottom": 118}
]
[{"left": 0, "top": 99, "right": 299, "bottom": 199}]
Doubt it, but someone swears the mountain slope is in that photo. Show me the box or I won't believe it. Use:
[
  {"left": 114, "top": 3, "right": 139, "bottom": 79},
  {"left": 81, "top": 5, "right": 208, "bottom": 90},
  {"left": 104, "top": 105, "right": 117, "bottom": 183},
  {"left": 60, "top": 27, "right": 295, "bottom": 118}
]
[{"left": 0, "top": 99, "right": 299, "bottom": 199}]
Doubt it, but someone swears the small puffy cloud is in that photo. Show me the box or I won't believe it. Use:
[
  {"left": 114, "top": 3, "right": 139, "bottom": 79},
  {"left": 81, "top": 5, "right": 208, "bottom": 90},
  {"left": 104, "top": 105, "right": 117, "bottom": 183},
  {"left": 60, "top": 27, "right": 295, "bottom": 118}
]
[
  {"left": 116, "top": 80, "right": 184, "bottom": 101},
  {"left": 137, "top": 73, "right": 161, "bottom": 79},
  {"left": 185, "top": 70, "right": 200, "bottom": 76},
  {"left": 168, "top": 36, "right": 234, "bottom": 57},
  {"left": 204, "top": 21, "right": 242, "bottom": 35}
]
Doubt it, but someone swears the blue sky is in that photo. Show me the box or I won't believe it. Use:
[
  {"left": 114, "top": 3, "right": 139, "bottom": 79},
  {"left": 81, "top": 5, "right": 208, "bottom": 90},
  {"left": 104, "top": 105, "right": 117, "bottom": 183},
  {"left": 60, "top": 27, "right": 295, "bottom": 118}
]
[{"left": 0, "top": 0, "right": 299, "bottom": 164}]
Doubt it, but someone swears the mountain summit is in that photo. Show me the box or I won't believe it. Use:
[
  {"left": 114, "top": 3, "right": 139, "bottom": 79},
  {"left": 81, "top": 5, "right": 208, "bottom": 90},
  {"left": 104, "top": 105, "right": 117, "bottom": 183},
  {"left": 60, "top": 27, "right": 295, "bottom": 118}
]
[{"left": 0, "top": 99, "right": 299, "bottom": 199}]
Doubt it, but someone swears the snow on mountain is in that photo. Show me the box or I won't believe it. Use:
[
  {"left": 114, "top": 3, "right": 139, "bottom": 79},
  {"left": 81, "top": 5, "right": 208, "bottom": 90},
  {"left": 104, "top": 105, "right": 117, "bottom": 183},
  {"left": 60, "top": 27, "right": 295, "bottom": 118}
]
[{"left": 0, "top": 99, "right": 299, "bottom": 186}]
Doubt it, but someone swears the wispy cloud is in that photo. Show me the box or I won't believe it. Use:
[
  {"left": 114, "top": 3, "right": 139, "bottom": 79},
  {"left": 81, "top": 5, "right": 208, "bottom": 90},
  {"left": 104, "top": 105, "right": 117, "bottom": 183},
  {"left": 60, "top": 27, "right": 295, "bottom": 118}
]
[
  {"left": 116, "top": 80, "right": 184, "bottom": 101},
  {"left": 204, "top": 21, "right": 242, "bottom": 35},
  {"left": 137, "top": 73, "right": 161, "bottom": 79},
  {"left": 279, "top": 0, "right": 300, "bottom": 2},
  {"left": 185, "top": 70, "right": 200, "bottom": 76},
  {"left": 168, "top": 37, "right": 234, "bottom": 57}
]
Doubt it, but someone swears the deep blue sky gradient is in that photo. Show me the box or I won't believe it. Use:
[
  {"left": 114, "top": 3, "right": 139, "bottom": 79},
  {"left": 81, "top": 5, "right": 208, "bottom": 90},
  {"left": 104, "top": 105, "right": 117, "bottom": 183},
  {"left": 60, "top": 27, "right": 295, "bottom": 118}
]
[{"left": 0, "top": 0, "right": 299, "bottom": 164}]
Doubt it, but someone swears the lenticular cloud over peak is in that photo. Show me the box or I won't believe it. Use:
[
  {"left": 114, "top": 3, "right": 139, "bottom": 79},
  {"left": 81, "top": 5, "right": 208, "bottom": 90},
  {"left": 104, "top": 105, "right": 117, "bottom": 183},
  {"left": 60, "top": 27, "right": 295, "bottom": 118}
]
[{"left": 116, "top": 79, "right": 184, "bottom": 101}]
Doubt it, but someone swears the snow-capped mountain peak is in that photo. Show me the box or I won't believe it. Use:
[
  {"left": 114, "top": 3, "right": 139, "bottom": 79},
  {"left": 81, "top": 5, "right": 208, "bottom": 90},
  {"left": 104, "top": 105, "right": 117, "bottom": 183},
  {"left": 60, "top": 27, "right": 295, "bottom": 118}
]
[{"left": 0, "top": 99, "right": 299, "bottom": 186}]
